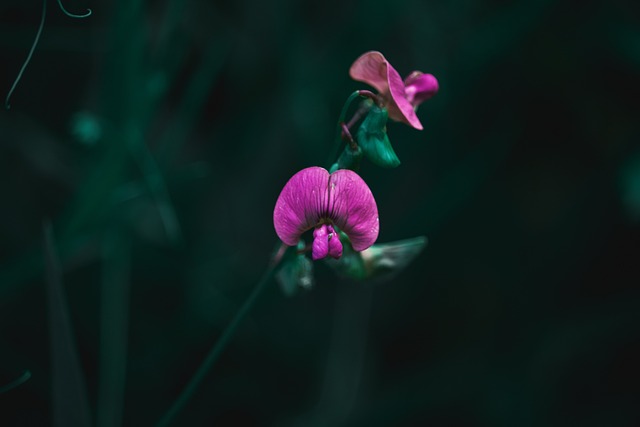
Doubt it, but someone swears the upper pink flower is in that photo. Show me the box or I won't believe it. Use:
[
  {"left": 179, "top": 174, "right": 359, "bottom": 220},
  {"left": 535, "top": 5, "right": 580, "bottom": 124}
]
[
  {"left": 274, "top": 167, "right": 379, "bottom": 260},
  {"left": 349, "top": 51, "right": 439, "bottom": 130}
]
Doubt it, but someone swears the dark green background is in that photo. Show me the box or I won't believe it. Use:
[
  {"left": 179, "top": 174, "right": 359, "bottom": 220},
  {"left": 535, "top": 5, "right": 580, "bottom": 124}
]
[{"left": 1, "top": 0, "right": 639, "bottom": 426}]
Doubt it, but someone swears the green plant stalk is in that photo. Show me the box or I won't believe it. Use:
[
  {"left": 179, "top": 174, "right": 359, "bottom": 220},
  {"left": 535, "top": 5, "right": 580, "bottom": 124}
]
[
  {"left": 157, "top": 89, "right": 366, "bottom": 427},
  {"left": 155, "top": 263, "right": 279, "bottom": 427},
  {"left": 326, "top": 91, "right": 363, "bottom": 168},
  {"left": 0, "top": 370, "right": 31, "bottom": 394},
  {"left": 44, "top": 220, "right": 92, "bottom": 427},
  {"left": 97, "top": 229, "right": 131, "bottom": 427}
]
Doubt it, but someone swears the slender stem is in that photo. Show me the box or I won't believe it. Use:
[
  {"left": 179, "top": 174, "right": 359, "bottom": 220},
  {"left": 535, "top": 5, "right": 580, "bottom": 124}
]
[
  {"left": 341, "top": 123, "right": 359, "bottom": 151},
  {"left": 356, "top": 89, "right": 378, "bottom": 104},
  {"left": 341, "top": 123, "right": 353, "bottom": 144},
  {"left": 345, "top": 104, "right": 367, "bottom": 130},
  {"left": 97, "top": 229, "right": 131, "bottom": 427},
  {"left": 271, "top": 242, "right": 288, "bottom": 266},
  {"left": 43, "top": 220, "right": 92, "bottom": 426},
  {"left": 155, "top": 264, "right": 279, "bottom": 427},
  {"left": 56, "top": 0, "right": 92, "bottom": 18},
  {"left": 326, "top": 90, "right": 378, "bottom": 169},
  {"left": 326, "top": 91, "right": 362, "bottom": 168},
  {"left": 0, "top": 370, "right": 31, "bottom": 393},
  {"left": 157, "top": 88, "right": 377, "bottom": 427},
  {"left": 5, "top": 0, "right": 46, "bottom": 109}
]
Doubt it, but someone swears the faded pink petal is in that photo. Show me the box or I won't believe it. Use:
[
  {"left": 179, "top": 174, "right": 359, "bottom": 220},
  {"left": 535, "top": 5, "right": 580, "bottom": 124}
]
[
  {"left": 326, "top": 169, "right": 379, "bottom": 251},
  {"left": 385, "top": 62, "right": 423, "bottom": 130},
  {"left": 349, "top": 51, "right": 439, "bottom": 131},
  {"left": 274, "top": 167, "right": 330, "bottom": 246},
  {"left": 274, "top": 167, "right": 379, "bottom": 258},
  {"left": 404, "top": 71, "right": 439, "bottom": 106},
  {"left": 349, "top": 51, "right": 389, "bottom": 94}
]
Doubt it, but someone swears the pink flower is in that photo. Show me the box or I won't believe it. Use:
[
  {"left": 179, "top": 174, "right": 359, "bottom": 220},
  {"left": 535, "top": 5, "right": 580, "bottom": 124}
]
[
  {"left": 349, "top": 51, "right": 439, "bottom": 130},
  {"left": 274, "top": 167, "right": 379, "bottom": 260}
]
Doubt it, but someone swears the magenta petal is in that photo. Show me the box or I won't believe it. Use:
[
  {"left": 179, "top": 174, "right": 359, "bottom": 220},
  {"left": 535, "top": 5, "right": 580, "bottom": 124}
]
[
  {"left": 312, "top": 224, "right": 329, "bottom": 260},
  {"left": 327, "top": 225, "right": 343, "bottom": 259},
  {"left": 274, "top": 167, "right": 330, "bottom": 246},
  {"left": 404, "top": 72, "right": 439, "bottom": 106},
  {"left": 274, "top": 167, "right": 379, "bottom": 255},
  {"left": 327, "top": 170, "right": 379, "bottom": 251},
  {"left": 349, "top": 51, "right": 389, "bottom": 94},
  {"left": 385, "top": 63, "right": 423, "bottom": 130}
]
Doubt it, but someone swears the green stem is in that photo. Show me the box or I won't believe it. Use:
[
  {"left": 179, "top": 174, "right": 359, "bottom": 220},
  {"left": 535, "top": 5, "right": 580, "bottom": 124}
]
[
  {"left": 56, "top": 0, "right": 92, "bottom": 18},
  {"left": 97, "top": 229, "right": 131, "bottom": 427},
  {"left": 5, "top": 0, "right": 46, "bottom": 109},
  {"left": 0, "top": 370, "right": 31, "bottom": 393},
  {"left": 155, "top": 264, "right": 278, "bottom": 427},
  {"left": 326, "top": 91, "right": 363, "bottom": 168}
]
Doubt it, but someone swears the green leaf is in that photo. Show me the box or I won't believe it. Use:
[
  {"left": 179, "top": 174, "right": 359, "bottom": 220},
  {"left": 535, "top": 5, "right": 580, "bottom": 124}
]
[
  {"left": 275, "top": 242, "right": 314, "bottom": 296},
  {"left": 360, "top": 236, "right": 427, "bottom": 282},
  {"left": 327, "top": 234, "right": 427, "bottom": 283}
]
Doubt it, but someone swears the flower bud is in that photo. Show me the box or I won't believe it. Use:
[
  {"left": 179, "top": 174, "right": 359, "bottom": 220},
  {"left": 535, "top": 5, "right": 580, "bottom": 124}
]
[{"left": 356, "top": 105, "right": 401, "bottom": 168}]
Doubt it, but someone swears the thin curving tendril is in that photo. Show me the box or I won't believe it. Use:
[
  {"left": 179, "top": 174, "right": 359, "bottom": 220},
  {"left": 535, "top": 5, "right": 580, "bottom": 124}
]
[
  {"left": 5, "top": 0, "right": 92, "bottom": 109},
  {"left": 57, "top": 0, "right": 92, "bottom": 18},
  {"left": 5, "top": 0, "right": 47, "bottom": 109},
  {"left": 0, "top": 370, "right": 32, "bottom": 394}
]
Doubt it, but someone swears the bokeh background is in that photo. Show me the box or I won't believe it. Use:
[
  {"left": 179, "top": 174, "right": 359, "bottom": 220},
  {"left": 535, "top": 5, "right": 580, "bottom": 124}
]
[{"left": 1, "top": 0, "right": 639, "bottom": 426}]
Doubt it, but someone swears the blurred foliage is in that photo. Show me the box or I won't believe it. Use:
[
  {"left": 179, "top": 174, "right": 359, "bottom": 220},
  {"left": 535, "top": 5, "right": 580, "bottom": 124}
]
[{"left": 1, "top": 0, "right": 639, "bottom": 426}]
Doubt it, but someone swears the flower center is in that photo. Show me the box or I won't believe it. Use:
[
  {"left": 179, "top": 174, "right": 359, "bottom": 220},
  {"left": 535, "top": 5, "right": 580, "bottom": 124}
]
[{"left": 312, "top": 223, "right": 343, "bottom": 260}]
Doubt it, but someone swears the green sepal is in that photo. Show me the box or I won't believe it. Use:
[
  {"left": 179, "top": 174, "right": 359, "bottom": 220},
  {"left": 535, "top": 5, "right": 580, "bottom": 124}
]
[
  {"left": 327, "top": 235, "right": 427, "bottom": 283},
  {"left": 360, "top": 236, "right": 427, "bottom": 282},
  {"left": 275, "top": 241, "right": 314, "bottom": 296},
  {"left": 356, "top": 105, "right": 401, "bottom": 168},
  {"left": 330, "top": 144, "right": 363, "bottom": 173},
  {"left": 324, "top": 231, "right": 367, "bottom": 280}
]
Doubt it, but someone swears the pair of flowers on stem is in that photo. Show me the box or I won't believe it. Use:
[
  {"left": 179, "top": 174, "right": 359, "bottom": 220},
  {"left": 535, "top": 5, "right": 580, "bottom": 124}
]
[
  {"left": 273, "top": 51, "right": 439, "bottom": 286},
  {"left": 156, "top": 50, "right": 440, "bottom": 426}
]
